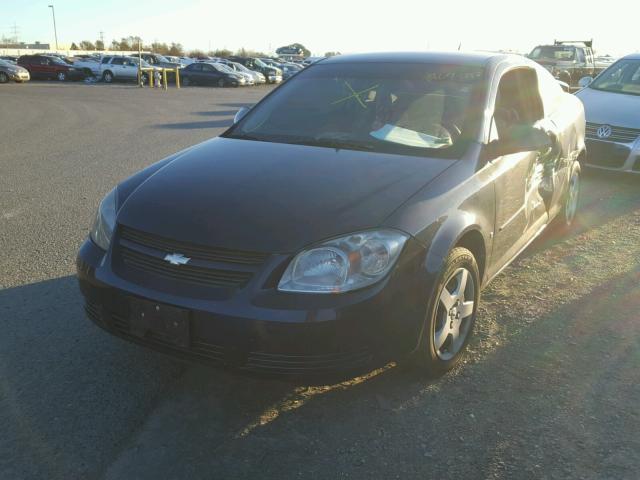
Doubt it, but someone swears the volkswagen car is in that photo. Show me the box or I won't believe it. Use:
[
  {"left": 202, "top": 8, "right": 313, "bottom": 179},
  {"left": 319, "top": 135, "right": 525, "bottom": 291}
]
[
  {"left": 77, "top": 52, "right": 585, "bottom": 377},
  {"left": 576, "top": 53, "right": 640, "bottom": 174}
]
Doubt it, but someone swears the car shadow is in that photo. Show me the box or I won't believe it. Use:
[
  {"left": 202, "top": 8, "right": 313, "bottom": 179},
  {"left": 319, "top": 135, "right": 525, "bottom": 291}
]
[
  {"left": 2, "top": 175, "right": 638, "bottom": 479},
  {"left": 101, "top": 264, "right": 640, "bottom": 479},
  {"left": 520, "top": 170, "right": 640, "bottom": 259}
]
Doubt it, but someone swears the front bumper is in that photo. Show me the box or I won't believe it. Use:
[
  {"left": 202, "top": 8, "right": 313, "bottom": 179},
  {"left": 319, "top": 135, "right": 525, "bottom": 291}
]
[
  {"left": 76, "top": 237, "right": 429, "bottom": 376},
  {"left": 584, "top": 139, "right": 640, "bottom": 174},
  {"left": 9, "top": 70, "right": 30, "bottom": 81}
]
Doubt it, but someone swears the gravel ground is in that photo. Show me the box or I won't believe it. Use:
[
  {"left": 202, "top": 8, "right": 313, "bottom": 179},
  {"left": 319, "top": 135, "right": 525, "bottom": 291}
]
[{"left": 1, "top": 82, "right": 639, "bottom": 480}]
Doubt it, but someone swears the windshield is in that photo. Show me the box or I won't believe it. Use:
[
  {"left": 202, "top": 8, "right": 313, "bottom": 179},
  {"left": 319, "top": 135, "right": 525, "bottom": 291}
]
[
  {"left": 590, "top": 59, "right": 640, "bottom": 96},
  {"left": 129, "top": 58, "right": 151, "bottom": 68},
  {"left": 155, "top": 54, "right": 170, "bottom": 62},
  {"left": 530, "top": 46, "right": 576, "bottom": 61},
  {"left": 215, "top": 63, "right": 234, "bottom": 73},
  {"left": 254, "top": 58, "right": 268, "bottom": 68},
  {"left": 49, "top": 57, "right": 68, "bottom": 65},
  {"left": 0, "top": 59, "right": 13, "bottom": 67},
  {"left": 226, "top": 62, "right": 485, "bottom": 158},
  {"left": 234, "top": 63, "right": 251, "bottom": 73}
]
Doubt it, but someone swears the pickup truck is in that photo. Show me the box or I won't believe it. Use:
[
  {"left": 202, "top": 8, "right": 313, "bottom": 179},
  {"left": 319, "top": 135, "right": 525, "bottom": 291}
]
[{"left": 528, "top": 40, "right": 605, "bottom": 88}]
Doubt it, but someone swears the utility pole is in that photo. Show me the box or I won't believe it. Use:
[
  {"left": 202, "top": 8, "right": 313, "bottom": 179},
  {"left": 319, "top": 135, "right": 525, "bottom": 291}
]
[
  {"left": 11, "top": 22, "right": 20, "bottom": 43},
  {"left": 48, "top": 5, "right": 59, "bottom": 50},
  {"left": 99, "top": 31, "right": 105, "bottom": 48}
]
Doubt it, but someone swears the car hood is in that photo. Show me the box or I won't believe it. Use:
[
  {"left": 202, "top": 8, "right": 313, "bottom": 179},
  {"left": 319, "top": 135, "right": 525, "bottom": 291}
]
[
  {"left": 117, "top": 137, "right": 454, "bottom": 253},
  {"left": 576, "top": 87, "right": 640, "bottom": 128}
]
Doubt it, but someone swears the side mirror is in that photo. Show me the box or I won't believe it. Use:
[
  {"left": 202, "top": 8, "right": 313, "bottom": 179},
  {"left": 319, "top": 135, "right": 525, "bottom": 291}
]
[
  {"left": 485, "top": 125, "right": 552, "bottom": 160},
  {"left": 578, "top": 76, "right": 593, "bottom": 88},
  {"left": 233, "top": 106, "right": 250, "bottom": 124}
]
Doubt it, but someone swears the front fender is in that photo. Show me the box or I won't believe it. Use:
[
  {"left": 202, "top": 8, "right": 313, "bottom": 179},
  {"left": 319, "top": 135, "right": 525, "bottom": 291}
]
[{"left": 424, "top": 213, "right": 488, "bottom": 276}]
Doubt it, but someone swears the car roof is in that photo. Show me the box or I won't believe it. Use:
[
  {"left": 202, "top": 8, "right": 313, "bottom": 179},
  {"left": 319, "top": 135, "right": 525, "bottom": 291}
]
[
  {"left": 321, "top": 51, "right": 510, "bottom": 67},
  {"left": 619, "top": 53, "right": 640, "bottom": 60}
]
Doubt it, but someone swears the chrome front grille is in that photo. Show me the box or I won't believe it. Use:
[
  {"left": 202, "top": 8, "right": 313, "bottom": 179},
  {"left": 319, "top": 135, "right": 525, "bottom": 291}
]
[{"left": 586, "top": 122, "right": 640, "bottom": 143}]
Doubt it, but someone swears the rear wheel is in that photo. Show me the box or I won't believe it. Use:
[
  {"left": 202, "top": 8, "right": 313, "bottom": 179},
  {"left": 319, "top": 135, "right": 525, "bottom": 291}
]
[
  {"left": 57, "top": 71, "right": 67, "bottom": 81},
  {"left": 409, "top": 247, "right": 480, "bottom": 377},
  {"left": 0, "top": 72, "right": 8, "bottom": 83},
  {"left": 217, "top": 78, "right": 225, "bottom": 88},
  {"left": 102, "top": 70, "right": 114, "bottom": 83}
]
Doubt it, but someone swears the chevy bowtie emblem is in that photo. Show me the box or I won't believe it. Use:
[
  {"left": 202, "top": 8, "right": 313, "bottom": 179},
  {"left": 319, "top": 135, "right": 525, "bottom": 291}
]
[{"left": 164, "top": 253, "right": 191, "bottom": 266}]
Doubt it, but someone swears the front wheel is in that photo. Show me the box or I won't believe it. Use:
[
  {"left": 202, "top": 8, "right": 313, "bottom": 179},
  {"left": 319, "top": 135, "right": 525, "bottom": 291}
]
[
  {"left": 102, "top": 70, "right": 114, "bottom": 83},
  {"left": 181, "top": 76, "right": 190, "bottom": 86},
  {"left": 57, "top": 71, "right": 67, "bottom": 81},
  {"left": 217, "top": 78, "right": 225, "bottom": 88},
  {"left": 555, "top": 163, "right": 581, "bottom": 230},
  {"left": 409, "top": 247, "right": 480, "bottom": 377},
  {"left": 0, "top": 72, "right": 8, "bottom": 83}
]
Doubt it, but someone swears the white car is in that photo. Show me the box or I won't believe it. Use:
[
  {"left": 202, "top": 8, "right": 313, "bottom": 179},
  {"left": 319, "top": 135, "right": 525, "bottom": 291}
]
[
  {"left": 218, "top": 60, "right": 263, "bottom": 84},
  {"left": 100, "top": 56, "right": 156, "bottom": 83},
  {"left": 576, "top": 53, "right": 640, "bottom": 174},
  {"left": 72, "top": 56, "right": 103, "bottom": 76}
]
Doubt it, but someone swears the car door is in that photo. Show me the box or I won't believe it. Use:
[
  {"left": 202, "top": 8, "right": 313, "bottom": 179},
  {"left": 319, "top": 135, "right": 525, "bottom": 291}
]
[
  {"left": 108, "top": 57, "right": 125, "bottom": 78},
  {"left": 123, "top": 59, "right": 139, "bottom": 79},
  {"left": 201, "top": 64, "right": 220, "bottom": 85},
  {"left": 185, "top": 63, "right": 202, "bottom": 83},
  {"left": 485, "top": 67, "right": 551, "bottom": 277},
  {"left": 37, "top": 57, "right": 54, "bottom": 78}
]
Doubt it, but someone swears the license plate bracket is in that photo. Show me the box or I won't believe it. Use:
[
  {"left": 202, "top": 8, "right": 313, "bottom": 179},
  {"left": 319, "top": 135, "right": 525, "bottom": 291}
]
[{"left": 129, "top": 298, "right": 190, "bottom": 348}]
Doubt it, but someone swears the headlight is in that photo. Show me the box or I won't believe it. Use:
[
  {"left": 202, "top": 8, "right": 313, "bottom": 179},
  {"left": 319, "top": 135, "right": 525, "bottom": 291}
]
[
  {"left": 90, "top": 188, "right": 117, "bottom": 250},
  {"left": 278, "top": 230, "right": 408, "bottom": 293}
]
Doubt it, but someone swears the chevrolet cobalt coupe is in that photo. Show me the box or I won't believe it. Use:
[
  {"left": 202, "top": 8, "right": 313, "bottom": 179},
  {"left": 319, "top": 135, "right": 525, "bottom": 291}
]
[{"left": 77, "top": 53, "right": 585, "bottom": 377}]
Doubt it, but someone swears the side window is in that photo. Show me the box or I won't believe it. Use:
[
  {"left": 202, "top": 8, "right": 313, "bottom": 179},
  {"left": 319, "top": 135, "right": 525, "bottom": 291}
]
[
  {"left": 576, "top": 49, "right": 585, "bottom": 63},
  {"left": 40, "top": 58, "right": 50, "bottom": 65},
  {"left": 202, "top": 64, "right": 214, "bottom": 72},
  {"left": 493, "top": 68, "right": 544, "bottom": 139},
  {"left": 101, "top": 57, "right": 111, "bottom": 64},
  {"left": 535, "top": 65, "right": 563, "bottom": 115},
  {"left": 190, "top": 64, "right": 202, "bottom": 71},
  {"left": 111, "top": 58, "right": 124, "bottom": 65}
]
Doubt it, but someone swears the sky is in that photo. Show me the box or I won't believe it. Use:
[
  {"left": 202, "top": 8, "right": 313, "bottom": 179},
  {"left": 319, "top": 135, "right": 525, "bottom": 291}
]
[{"left": 2, "top": 0, "right": 639, "bottom": 56}]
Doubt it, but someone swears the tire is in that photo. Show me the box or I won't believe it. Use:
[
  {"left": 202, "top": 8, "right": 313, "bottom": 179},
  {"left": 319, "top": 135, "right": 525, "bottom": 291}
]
[
  {"left": 558, "top": 71, "right": 572, "bottom": 85},
  {"left": 102, "top": 70, "right": 114, "bottom": 83},
  {"left": 409, "top": 247, "right": 480, "bottom": 377},
  {"left": 141, "top": 73, "right": 149, "bottom": 85},
  {"left": 217, "top": 78, "right": 225, "bottom": 88},
  {"left": 554, "top": 162, "right": 581, "bottom": 230},
  {"left": 0, "top": 72, "right": 8, "bottom": 84},
  {"left": 181, "top": 76, "right": 190, "bottom": 86},
  {"left": 57, "top": 71, "right": 67, "bottom": 81}
]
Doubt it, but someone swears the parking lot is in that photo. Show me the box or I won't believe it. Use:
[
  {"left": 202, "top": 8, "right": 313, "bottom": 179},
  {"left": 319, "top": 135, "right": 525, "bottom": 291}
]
[{"left": 1, "top": 82, "right": 639, "bottom": 479}]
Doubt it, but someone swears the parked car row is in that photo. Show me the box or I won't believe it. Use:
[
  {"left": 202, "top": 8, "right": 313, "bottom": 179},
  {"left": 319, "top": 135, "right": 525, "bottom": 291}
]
[{"left": 1, "top": 52, "right": 313, "bottom": 86}]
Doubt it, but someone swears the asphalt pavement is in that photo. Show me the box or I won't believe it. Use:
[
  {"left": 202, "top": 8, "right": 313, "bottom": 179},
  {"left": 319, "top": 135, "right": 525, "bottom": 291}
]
[{"left": 1, "top": 82, "right": 639, "bottom": 480}]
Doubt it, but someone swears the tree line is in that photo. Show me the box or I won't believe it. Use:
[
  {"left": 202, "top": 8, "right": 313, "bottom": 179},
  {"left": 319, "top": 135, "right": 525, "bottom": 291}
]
[{"left": 68, "top": 37, "right": 321, "bottom": 59}]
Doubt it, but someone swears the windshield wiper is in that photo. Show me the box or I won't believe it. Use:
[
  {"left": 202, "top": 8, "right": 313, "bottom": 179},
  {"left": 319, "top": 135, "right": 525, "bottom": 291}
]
[{"left": 305, "top": 137, "right": 376, "bottom": 151}]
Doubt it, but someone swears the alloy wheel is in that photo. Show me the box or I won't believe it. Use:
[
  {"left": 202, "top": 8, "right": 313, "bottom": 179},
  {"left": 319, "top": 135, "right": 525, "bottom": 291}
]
[
  {"left": 434, "top": 267, "right": 476, "bottom": 361},
  {"left": 565, "top": 172, "right": 580, "bottom": 225},
  {"left": 57, "top": 72, "right": 66, "bottom": 81}
]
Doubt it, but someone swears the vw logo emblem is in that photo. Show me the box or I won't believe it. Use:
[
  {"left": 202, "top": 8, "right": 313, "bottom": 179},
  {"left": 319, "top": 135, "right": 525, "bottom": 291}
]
[{"left": 596, "top": 125, "right": 612, "bottom": 139}]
